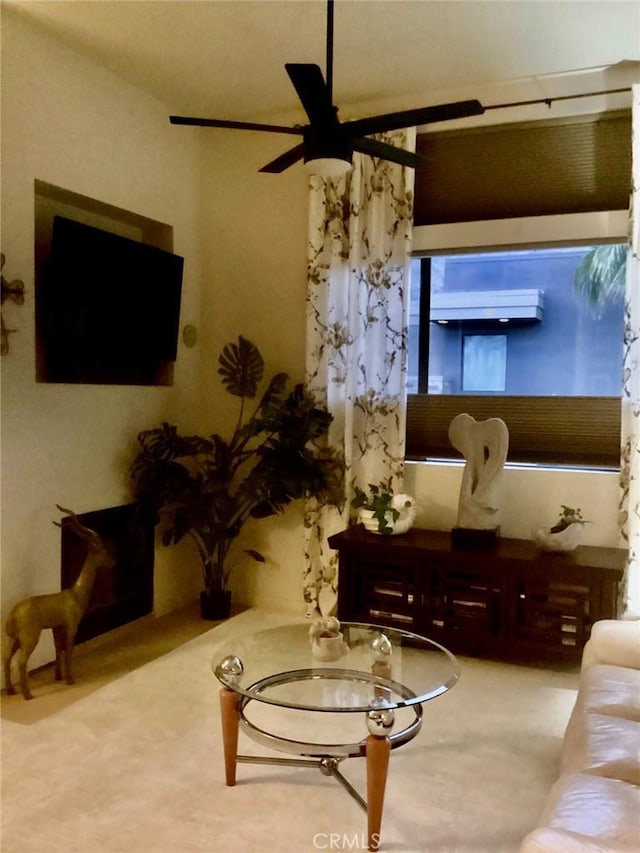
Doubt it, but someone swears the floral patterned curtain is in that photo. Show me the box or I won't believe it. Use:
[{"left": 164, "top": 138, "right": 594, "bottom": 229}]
[
  {"left": 302, "top": 130, "right": 415, "bottom": 617},
  {"left": 620, "top": 84, "right": 640, "bottom": 618}
]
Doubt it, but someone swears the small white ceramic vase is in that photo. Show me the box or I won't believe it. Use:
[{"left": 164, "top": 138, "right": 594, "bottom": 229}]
[
  {"left": 534, "top": 523, "right": 583, "bottom": 552},
  {"left": 311, "top": 631, "right": 348, "bottom": 662},
  {"left": 359, "top": 494, "right": 416, "bottom": 535}
]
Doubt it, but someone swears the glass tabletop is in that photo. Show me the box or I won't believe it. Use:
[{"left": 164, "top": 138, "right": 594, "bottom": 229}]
[{"left": 212, "top": 621, "right": 460, "bottom": 712}]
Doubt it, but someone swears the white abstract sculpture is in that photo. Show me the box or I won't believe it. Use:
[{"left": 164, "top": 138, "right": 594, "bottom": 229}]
[{"left": 449, "top": 413, "right": 509, "bottom": 532}]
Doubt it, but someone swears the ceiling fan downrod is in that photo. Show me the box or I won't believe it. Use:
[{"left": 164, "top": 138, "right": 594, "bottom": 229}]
[{"left": 326, "top": 0, "right": 334, "bottom": 104}]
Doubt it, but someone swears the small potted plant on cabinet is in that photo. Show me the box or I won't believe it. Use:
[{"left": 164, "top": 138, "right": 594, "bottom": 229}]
[
  {"left": 351, "top": 479, "right": 416, "bottom": 535},
  {"left": 534, "top": 505, "right": 591, "bottom": 552},
  {"left": 131, "top": 336, "right": 343, "bottom": 619}
]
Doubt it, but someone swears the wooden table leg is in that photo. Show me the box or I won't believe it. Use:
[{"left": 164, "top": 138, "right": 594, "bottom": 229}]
[
  {"left": 219, "top": 687, "right": 241, "bottom": 786},
  {"left": 366, "top": 734, "right": 391, "bottom": 851}
]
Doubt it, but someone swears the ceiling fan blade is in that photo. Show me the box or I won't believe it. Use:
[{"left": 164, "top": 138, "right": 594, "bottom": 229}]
[
  {"left": 344, "top": 99, "right": 485, "bottom": 137},
  {"left": 352, "top": 137, "right": 420, "bottom": 168},
  {"left": 170, "top": 115, "right": 302, "bottom": 135},
  {"left": 285, "top": 63, "right": 336, "bottom": 126},
  {"left": 259, "top": 142, "right": 307, "bottom": 173}
]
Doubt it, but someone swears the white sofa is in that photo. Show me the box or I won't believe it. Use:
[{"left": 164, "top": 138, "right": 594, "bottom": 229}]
[{"left": 520, "top": 619, "right": 640, "bottom": 853}]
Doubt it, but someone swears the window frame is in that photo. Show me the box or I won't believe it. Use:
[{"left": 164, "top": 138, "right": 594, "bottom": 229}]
[{"left": 407, "top": 211, "right": 628, "bottom": 469}]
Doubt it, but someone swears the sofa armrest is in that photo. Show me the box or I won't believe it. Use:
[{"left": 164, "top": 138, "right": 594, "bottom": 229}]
[
  {"left": 582, "top": 620, "right": 640, "bottom": 671},
  {"left": 521, "top": 827, "right": 637, "bottom": 853}
]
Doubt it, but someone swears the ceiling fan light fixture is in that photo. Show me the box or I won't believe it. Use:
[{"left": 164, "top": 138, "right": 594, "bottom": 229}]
[{"left": 304, "top": 156, "right": 352, "bottom": 178}]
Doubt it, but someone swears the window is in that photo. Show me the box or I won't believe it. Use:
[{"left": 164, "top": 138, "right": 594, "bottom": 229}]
[
  {"left": 406, "top": 243, "right": 625, "bottom": 468},
  {"left": 407, "top": 111, "right": 630, "bottom": 469},
  {"left": 462, "top": 335, "right": 507, "bottom": 392},
  {"left": 413, "top": 112, "right": 631, "bottom": 227}
]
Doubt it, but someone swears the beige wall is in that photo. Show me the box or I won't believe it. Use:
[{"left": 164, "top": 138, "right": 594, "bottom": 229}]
[
  {"left": 195, "top": 128, "right": 312, "bottom": 614},
  {"left": 0, "top": 11, "right": 207, "bottom": 670},
  {"left": 0, "top": 10, "right": 623, "bottom": 677},
  {"left": 406, "top": 463, "right": 620, "bottom": 548}
]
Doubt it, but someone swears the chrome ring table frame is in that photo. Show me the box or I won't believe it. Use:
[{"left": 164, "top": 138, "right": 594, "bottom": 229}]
[{"left": 213, "top": 622, "right": 460, "bottom": 852}]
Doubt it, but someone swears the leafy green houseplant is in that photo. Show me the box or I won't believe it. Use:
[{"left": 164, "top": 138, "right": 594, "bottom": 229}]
[
  {"left": 131, "top": 336, "right": 343, "bottom": 619},
  {"left": 549, "top": 505, "right": 590, "bottom": 533},
  {"left": 351, "top": 480, "right": 416, "bottom": 535}
]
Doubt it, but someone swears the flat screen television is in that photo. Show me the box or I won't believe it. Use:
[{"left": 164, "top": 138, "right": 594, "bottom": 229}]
[{"left": 40, "top": 216, "right": 184, "bottom": 385}]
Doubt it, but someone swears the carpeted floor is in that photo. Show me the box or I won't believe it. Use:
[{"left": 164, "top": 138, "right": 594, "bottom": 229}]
[
  {"left": 0, "top": 608, "right": 579, "bottom": 853},
  {"left": 0, "top": 600, "right": 242, "bottom": 725}
]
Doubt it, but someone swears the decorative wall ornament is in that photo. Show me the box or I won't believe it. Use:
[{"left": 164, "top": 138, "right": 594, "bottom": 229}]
[
  {"left": 449, "top": 413, "right": 509, "bottom": 540},
  {"left": 0, "top": 254, "right": 25, "bottom": 355}
]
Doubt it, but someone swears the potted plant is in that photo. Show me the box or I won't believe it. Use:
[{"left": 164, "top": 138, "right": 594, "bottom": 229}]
[
  {"left": 534, "top": 505, "right": 591, "bottom": 552},
  {"left": 351, "top": 479, "right": 416, "bottom": 535},
  {"left": 130, "top": 336, "right": 343, "bottom": 619}
]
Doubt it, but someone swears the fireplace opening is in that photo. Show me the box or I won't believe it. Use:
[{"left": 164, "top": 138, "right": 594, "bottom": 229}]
[{"left": 61, "top": 503, "right": 155, "bottom": 643}]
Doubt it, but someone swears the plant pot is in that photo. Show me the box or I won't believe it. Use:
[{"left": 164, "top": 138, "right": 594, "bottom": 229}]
[
  {"left": 358, "top": 507, "right": 415, "bottom": 536},
  {"left": 534, "top": 523, "right": 583, "bottom": 552},
  {"left": 200, "top": 588, "right": 231, "bottom": 620}
]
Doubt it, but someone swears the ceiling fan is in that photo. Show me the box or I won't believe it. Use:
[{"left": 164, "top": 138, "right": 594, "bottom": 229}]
[{"left": 169, "top": 0, "right": 485, "bottom": 176}]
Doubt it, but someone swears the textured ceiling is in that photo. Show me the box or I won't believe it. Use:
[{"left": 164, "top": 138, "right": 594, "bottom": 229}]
[{"left": 4, "top": 0, "right": 640, "bottom": 128}]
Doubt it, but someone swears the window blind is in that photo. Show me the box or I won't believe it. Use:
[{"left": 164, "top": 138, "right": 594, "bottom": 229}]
[{"left": 414, "top": 111, "right": 631, "bottom": 226}]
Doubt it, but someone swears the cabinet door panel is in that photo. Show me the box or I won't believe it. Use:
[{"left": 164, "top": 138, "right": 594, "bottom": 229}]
[
  {"left": 432, "top": 565, "right": 506, "bottom": 652},
  {"left": 514, "top": 578, "right": 592, "bottom": 652},
  {"left": 350, "top": 561, "right": 419, "bottom": 629}
]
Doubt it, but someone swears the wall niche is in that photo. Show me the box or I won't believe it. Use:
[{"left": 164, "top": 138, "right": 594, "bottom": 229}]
[{"left": 34, "top": 181, "right": 183, "bottom": 386}]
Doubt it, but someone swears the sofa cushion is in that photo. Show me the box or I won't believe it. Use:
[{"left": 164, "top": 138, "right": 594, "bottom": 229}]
[
  {"left": 561, "top": 712, "right": 640, "bottom": 784},
  {"left": 578, "top": 664, "right": 640, "bottom": 721},
  {"left": 522, "top": 773, "right": 640, "bottom": 852},
  {"left": 582, "top": 620, "right": 640, "bottom": 671},
  {"left": 562, "top": 663, "right": 640, "bottom": 776},
  {"left": 520, "top": 826, "right": 638, "bottom": 853}
]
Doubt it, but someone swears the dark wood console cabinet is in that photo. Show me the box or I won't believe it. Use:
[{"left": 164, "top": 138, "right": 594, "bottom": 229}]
[{"left": 328, "top": 526, "right": 626, "bottom": 663}]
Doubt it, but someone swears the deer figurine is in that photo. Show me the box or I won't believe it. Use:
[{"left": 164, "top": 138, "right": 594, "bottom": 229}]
[{"left": 2, "top": 506, "right": 114, "bottom": 700}]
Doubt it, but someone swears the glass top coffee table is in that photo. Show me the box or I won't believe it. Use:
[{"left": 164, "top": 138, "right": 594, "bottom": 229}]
[{"left": 213, "top": 621, "right": 460, "bottom": 851}]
